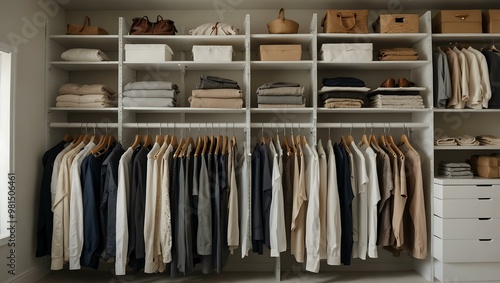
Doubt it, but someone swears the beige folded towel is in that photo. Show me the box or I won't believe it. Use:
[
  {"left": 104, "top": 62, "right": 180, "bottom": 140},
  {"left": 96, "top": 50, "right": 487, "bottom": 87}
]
[
  {"left": 192, "top": 89, "right": 243, "bottom": 99},
  {"left": 258, "top": 104, "right": 306, "bottom": 108},
  {"left": 56, "top": 94, "right": 116, "bottom": 104},
  {"left": 56, "top": 101, "right": 116, "bottom": 108},
  {"left": 434, "top": 136, "right": 457, "bottom": 146},
  {"left": 59, "top": 83, "right": 115, "bottom": 95},
  {"left": 325, "top": 98, "right": 364, "bottom": 104},
  {"left": 189, "top": 96, "right": 243, "bottom": 109}
]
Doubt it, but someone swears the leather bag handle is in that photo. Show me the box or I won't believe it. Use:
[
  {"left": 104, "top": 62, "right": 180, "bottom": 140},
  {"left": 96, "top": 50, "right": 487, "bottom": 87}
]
[
  {"left": 157, "top": 15, "right": 163, "bottom": 22},
  {"left": 337, "top": 12, "right": 357, "bottom": 30},
  {"left": 210, "top": 22, "right": 219, "bottom": 35}
]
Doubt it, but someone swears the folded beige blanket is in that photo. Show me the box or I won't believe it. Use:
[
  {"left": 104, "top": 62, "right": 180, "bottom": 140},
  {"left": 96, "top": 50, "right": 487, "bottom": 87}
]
[
  {"left": 192, "top": 89, "right": 243, "bottom": 99},
  {"left": 56, "top": 101, "right": 116, "bottom": 108},
  {"left": 325, "top": 98, "right": 364, "bottom": 104},
  {"left": 258, "top": 104, "right": 306, "bottom": 108},
  {"left": 56, "top": 94, "right": 116, "bottom": 104},
  {"left": 59, "top": 83, "right": 115, "bottom": 95},
  {"left": 189, "top": 96, "right": 243, "bottom": 109},
  {"left": 379, "top": 55, "right": 419, "bottom": 61}
]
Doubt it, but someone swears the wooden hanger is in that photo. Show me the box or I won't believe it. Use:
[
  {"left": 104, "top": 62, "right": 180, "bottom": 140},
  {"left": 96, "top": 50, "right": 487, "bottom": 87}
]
[
  {"left": 155, "top": 134, "right": 164, "bottom": 146},
  {"left": 215, "top": 134, "right": 223, "bottom": 155},
  {"left": 340, "top": 135, "right": 352, "bottom": 154},
  {"left": 82, "top": 134, "right": 91, "bottom": 145},
  {"left": 164, "top": 134, "right": 171, "bottom": 147},
  {"left": 370, "top": 134, "right": 381, "bottom": 152},
  {"left": 209, "top": 135, "right": 216, "bottom": 154},
  {"left": 130, "top": 134, "right": 141, "bottom": 149},
  {"left": 63, "top": 134, "right": 73, "bottom": 143},
  {"left": 95, "top": 135, "right": 116, "bottom": 158},
  {"left": 282, "top": 135, "right": 291, "bottom": 155},
  {"left": 180, "top": 137, "right": 194, "bottom": 158},
  {"left": 170, "top": 134, "right": 178, "bottom": 148},
  {"left": 387, "top": 132, "right": 404, "bottom": 157},
  {"left": 143, "top": 134, "right": 152, "bottom": 148},
  {"left": 202, "top": 135, "right": 209, "bottom": 155},
  {"left": 301, "top": 135, "right": 308, "bottom": 147},
  {"left": 72, "top": 134, "right": 83, "bottom": 146},
  {"left": 91, "top": 134, "right": 107, "bottom": 155},
  {"left": 174, "top": 138, "right": 185, "bottom": 158},
  {"left": 194, "top": 135, "right": 203, "bottom": 157},
  {"left": 399, "top": 131, "right": 417, "bottom": 153},
  {"left": 260, "top": 134, "right": 266, "bottom": 145},
  {"left": 231, "top": 135, "right": 237, "bottom": 149},
  {"left": 222, "top": 135, "right": 228, "bottom": 155},
  {"left": 361, "top": 133, "right": 369, "bottom": 147},
  {"left": 290, "top": 133, "right": 297, "bottom": 153}
]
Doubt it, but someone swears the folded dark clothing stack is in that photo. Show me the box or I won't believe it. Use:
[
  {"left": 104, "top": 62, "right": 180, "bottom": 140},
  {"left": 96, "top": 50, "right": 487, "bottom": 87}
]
[
  {"left": 123, "top": 81, "right": 179, "bottom": 107},
  {"left": 257, "top": 82, "right": 306, "bottom": 108},
  {"left": 438, "top": 162, "right": 473, "bottom": 178},
  {"left": 319, "top": 77, "right": 369, "bottom": 108},
  {"left": 378, "top": 48, "right": 419, "bottom": 61},
  {"left": 190, "top": 75, "right": 243, "bottom": 108}
]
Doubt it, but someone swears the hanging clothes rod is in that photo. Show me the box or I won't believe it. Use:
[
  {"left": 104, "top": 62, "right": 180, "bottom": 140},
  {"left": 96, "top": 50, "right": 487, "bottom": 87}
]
[
  {"left": 122, "top": 122, "right": 247, "bottom": 129},
  {"left": 249, "top": 123, "right": 314, "bottom": 128},
  {"left": 50, "top": 122, "right": 119, "bottom": 128},
  {"left": 316, "top": 122, "right": 430, "bottom": 129}
]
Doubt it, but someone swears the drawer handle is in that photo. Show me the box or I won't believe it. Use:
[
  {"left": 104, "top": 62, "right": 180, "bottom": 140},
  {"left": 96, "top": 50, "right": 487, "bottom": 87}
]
[
  {"left": 395, "top": 17, "right": 406, "bottom": 23},
  {"left": 478, "top": 218, "right": 492, "bottom": 221},
  {"left": 478, "top": 198, "right": 492, "bottom": 201},
  {"left": 479, "top": 239, "right": 493, "bottom": 242}
]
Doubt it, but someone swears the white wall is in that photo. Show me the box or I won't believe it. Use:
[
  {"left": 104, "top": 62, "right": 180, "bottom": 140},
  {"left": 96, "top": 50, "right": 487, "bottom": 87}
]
[{"left": 0, "top": 0, "right": 64, "bottom": 282}]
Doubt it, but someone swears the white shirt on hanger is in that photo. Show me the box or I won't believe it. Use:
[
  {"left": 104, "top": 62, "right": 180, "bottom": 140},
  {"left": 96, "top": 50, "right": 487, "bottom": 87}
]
[
  {"left": 461, "top": 47, "right": 482, "bottom": 109},
  {"left": 237, "top": 142, "right": 251, "bottom": 258},
  {"left": 152, "top": 141, "right": 169, "bottom": 273},
  {"left": 68, "top": 141, "right": 95, "bottom": 270},
  {"left": 452, "top": 46, "right": 470, "bottom": 108},
  {"left": 269, "top": 140, "right": 286, "bottom": 257},
  {"left": 50, "top": 142, "right": 75, "bottom": 209},
  {"left": 160, "top": 144, "right": 174, "bottom": 263},
  {"left": 305, "top": 142, "right": 321, "bottom": 272},
  {"left": 349, "top": 141, "right": 369, "bottom": 260},
  {"left": 115, "top": 147, "right": 133, "bottom": 276},
  {"left": 144, "top": 142, "right": 161, "bottom": 273},
  {"left": 317, "top": 140, "right": 328, "bottom": 260},
  {"left": 326, "top": 140, "right": 341, "bottom": 266},
  {"left": 468, "top": 46, "right": 492, "bottom": 108}
]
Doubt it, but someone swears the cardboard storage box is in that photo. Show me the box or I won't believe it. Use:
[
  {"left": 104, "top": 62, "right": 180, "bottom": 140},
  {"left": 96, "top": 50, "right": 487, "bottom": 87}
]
[
  {"left": 483, "top": 10, "right": 500, "bottom": 33},
  {"left": 320, "top": 43, "right": 373, "bottom": 62},
  {"left": 259, "top": 45, "right": 302, "bottom": 61},
  {"left": 373, "top": 14, "right": 419, "bottom": 33},
  {"left": 192, "top": 45, "right": 233, "bottom": 62},
  {"left": 125, "top": 44, "right": 173, "bottom": 62},
  {"left": 433, "top": 10, "right": 482, "bottom": 33}
]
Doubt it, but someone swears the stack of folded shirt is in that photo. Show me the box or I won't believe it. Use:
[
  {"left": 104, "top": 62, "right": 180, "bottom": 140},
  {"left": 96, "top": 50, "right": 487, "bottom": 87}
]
[
  {"left": 189, "top": 75, "right": 243, "bottom": 108},
  {"left": 477, "top": 135, "right": 500, "bottom": 146},
  {"left": 123, "top": 81, "right": 179, "bottom": 107},
  {"left": 61, "top": 48, "right": 110, "bottom": 62},
  {"left": 319, "top": 77, "right": 369, "bottom": 108},
  {"left": 378, "top": 47, "right": 419, "bottom": 61},
  {"left": 256, "top": 82, "right": 305, "bottom": 108},
  {"left": 456, "top": 135, "right": 480, "bottom": 146},
  {"left": 370, "top": 94, "right": 424, "bottom": 108},
  {"left": 438, "top": 162, "right": 474, "bottom": 179},
  {"left": 434, "top": 135, "right": 457, "bottom": 146},
  {"left": 56, "top": 83, "right": 117, "bottom": 108}
]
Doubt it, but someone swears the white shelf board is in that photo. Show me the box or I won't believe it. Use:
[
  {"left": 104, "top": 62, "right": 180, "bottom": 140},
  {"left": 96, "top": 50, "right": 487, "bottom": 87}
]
[
  {"left": 50, "top": 61, "right": 119, "bottom": 71},
  {"left": 434, "top": 146, "right": 500, "bottom": 150},
  {"left": 123, "top": 35, "right": 246, "bottom": 51},
  {"left": 49, "top": 107, "right": 118, "bottom": 112},
  {"left": 50, "top": 35, "right": 119, "bottom": 50},
  {"left": 251, "top": 61, "right": 313, "bottom": 70},
  {"left": 251, "top": 34, "right": 313, "bottom": 49},
  {"left": 123, "top": 107, "right": 246, "bottom": 114},
  {"left": 317, "top": 60, "right": 429, "bottom": 70},
  {"left": 432, "top": 33, "right": 500, "bottom": 42},
  {"left": 251, "top": 107, "right": 313, "bottom": 114},
  {"left": 124, "top": 61, "right": 245, "bottom": 71},
  {"left": 434, "top": 108, "right": 500, "bottom": 113},
  {"left": 434, "top": 176, "right": 500, "bottom": 185},
  {"left": 317, "top": 33, "right": 428, "bottom": 45},
  {"left": 317, "top": 108, "right": 431, "bottom": 114}
]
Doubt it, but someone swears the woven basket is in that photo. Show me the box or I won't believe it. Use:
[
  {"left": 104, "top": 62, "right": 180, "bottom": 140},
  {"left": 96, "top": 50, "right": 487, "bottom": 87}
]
[{"left": 267, "top": 8, "right": 299, "bottom": 34}]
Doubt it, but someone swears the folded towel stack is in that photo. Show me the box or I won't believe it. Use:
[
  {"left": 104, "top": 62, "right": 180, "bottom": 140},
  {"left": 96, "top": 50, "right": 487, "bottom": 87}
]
[
  {"left": 438, "top": 162, "right": 473, "bottom": 179},
  {"left": 189, "top": 75, "right": 243, "bottom": 109},
  {"left": 256, "top": 82, "right": 306, "bottom": 108},
  {"left": 123, "top": 81, "right": 179, "bottom": 107},
  {"left": 61, "top": 48, "right": 110, "bottom": 62},
  {"left": 477, "top": 135, "right": 500, "bottom": 146},
  {"left": 319, "top": 77, "right": 369, "bottom": 108},
  {"left": 434, "top": 135, "right": 457, "bottom": 146},
  {"left": 56, "top": 83, "right": 117, "bottom": 108},
  {"left": 378, "top": 47, "right": 419, "bottom": 61},
  {"left": 369, "top": 86, "right": 425, "bottom": 109}
]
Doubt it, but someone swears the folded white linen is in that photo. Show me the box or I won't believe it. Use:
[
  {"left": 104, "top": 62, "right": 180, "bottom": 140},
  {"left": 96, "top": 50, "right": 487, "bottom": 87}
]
[
  {"left": 61, "top": 48, "right": 110, "bottom": 62},
  {"left": 122, "top": 97, "right": 176, "bottom": 107},
  {"left": 59, "top": 83, "right": 115, "bottom": 95},
  {"left": 124, "top": 81, "right": 179, "bottom": 91},
  {"left": 319, "top": 86, "right": 371, "bottom": 93},
  {"left": 56, "top": 101, "right": 116, "bottom": 108},
  {"left": 123, "top": 89, "right": 178, "bottom": 98}
]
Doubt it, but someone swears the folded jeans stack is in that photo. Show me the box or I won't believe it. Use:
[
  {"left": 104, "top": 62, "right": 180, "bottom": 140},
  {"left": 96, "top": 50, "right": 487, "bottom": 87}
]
[
  {"left": 257, "top": 82, "right": 306, "bottom": 108},
  {"left": 378, "top": 47, "right": 419, "bottom": 61},
  {"left": 438, "top": 162, "right": 473, "bottom": 178},
  {"left": 319, "top": 77, "right": 369, "bottom": 108},
  {"left": 56, "top": 83, "right": 117, "bottom": 108},
  {"left": 123, "top": 81, "right": 179, "bottom": 107},
  {"left": 189, "top": 75, "right": 243, "bottom": 108},
  {"left": 477, "top": 135, "right": 500, "bottom": 146}
]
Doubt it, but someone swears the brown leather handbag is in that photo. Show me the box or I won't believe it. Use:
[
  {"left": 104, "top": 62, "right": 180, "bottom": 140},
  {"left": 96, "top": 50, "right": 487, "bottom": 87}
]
[
  {"left": 321, "top": 10, "right": 369, "bottom": 33},
  {"left": 130, "top": 16, "right": 177, "bottom": 35},
  {"left": 67, "top": 16, "right": 109, "bottom": 35}
]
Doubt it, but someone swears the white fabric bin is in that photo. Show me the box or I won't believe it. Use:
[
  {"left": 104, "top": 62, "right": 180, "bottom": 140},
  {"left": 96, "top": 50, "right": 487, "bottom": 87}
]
[
  {"left": 320, "top": 43, "right": 373, "bottom": 62},
  {"left": 192, "top": 45, "right": 233, "bottom": 62},
  {"left": 125, "top": 44, "right": 173, "bottom": 62}
]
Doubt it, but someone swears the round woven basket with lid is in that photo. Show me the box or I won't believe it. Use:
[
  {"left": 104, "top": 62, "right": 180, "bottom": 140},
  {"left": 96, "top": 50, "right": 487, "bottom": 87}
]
[{"left": 267, "top": 8, "right": 299, "bottom": 34}]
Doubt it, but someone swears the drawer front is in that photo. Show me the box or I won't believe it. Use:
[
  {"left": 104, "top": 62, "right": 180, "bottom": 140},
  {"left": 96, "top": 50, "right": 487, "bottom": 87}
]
[
  {"left": 433, "top": 236, "right": 500, "bottom": 263},
  {"left": 434, "top": 184, "right": 500, "bottom": 199},
  {"left": 434, "top": 216, "right": 500, "bottom": 239},
  {"left": 434, "top": 260, "right": 500, "bottom": 282},
  {"left": 433, "top": 197, "right": 500, "bottom": 218}
]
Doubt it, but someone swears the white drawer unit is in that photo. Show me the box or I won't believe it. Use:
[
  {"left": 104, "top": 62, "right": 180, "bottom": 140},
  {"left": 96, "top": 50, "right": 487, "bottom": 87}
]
[{"left": 433, "top": 178, "right": 500, "bottom": 282}]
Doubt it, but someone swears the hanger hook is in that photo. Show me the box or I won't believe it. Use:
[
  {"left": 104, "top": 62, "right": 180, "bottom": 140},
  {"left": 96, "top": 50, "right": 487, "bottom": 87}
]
[
  {"left": 370, "top": 122, "right": 373, "bottom": 135},
  {"left": 349, "top": 124, "right": 353, "bottom": 136},
  {"left": 261, "top": 123, "right": 264, "bottom": 137},
  {"left": 328, "top": 126, "right": 331, "bottom": 138},
  {"left": 198, "top": 123, "right": 200, "bottom": 134},
  {"left": 93, "top": 123, "right": 96, "bottom": 136},
  {"left": 146, "top": 123, "right": 149, "bottom": 136},
  {"left": 232, "top": 123, "right": 234, "bottom": 136},
  {"left": 189, "top": 123, "right": 191, "bottom": 134},
  {"left": 85, "top": 122, "right": 88, "bottom": 134},
  {"left": 160, "top": 123, "right": 162, "bottom": 136}
]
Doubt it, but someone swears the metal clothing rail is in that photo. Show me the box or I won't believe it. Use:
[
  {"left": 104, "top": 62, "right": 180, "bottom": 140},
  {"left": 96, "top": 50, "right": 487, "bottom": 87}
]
[
  {"left": 50, "top": 122, "right": 119, "bottom": 128},
  {"left": 249, "top": 123, "right": 314, "bottom": 128},
  {"left": 316, "top": 122, "right": 430, "bottom": 129},
  {"left": 122, "top": 122, "right": 247, "bottom": 129}
]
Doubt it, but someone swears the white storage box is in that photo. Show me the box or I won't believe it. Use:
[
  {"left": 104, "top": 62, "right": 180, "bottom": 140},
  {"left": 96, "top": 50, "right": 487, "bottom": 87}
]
[
  {"left": 320, "top": 43, "right": 373, "bottom": 62},
  {"left": 192, "top": 45, "right": 233, "bottom": 62},
  {"left": 125, "top": 44, "right": 173, "bottom": 62}
]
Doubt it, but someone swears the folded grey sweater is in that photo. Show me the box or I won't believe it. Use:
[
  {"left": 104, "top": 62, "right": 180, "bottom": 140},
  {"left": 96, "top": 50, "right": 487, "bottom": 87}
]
[
  {"left": 122, "top": 97, "right": 176, "bottom": 107},
  {"left": 123, "top": 89, "right": 178, "bottom": 98},
  {"left": 124, "top": 81, "right": 179, "bottom": 91}
]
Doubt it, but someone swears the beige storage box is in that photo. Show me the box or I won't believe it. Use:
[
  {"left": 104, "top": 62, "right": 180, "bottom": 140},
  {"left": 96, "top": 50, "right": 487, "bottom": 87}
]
[
  {"left": 433, "top": 10, "right": 482, "bottom": 33},
  {"left": 192, "top": 45, "right": 233, "bottom": 63},
  {"left": 320, "top": 43, "right": 373, "bottom": 62},
  {"left": 483, "top": 10, "right": 500, "bottom": 33},
  {"left": 259, "top": 45, "right": 302, "bottom": 61},
  {"left": 373, "top": 14, "right": 419, "bottom": 33},
  {"left": 125, "top": 44, "right": 173, "bottom": 62}
]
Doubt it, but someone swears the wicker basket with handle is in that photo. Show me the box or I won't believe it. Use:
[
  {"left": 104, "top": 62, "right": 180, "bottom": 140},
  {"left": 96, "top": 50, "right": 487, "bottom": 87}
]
[{"left": 267, "top": 8, "right": 299, "bottom": 34}]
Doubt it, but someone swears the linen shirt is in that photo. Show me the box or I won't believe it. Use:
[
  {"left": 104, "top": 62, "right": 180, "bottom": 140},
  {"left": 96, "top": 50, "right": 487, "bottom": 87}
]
[
  {"left": 144, "top": 143, "right": 160, "bottom": 273},
  {"left": 326, "top": 140, "right": 341, "bottom": 265},
  {"left": 269, "top": 141, "right": 286, "bottom": 257},
  {"left": 349, "top": 142, "right": 368, "bottom": 260},
  {"left": 305, "top": 142, "right": 321, "bottom": 272}
]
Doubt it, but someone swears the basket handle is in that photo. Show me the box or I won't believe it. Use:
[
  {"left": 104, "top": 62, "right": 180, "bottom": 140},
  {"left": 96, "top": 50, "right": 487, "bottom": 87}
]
[
  {"left": 83, "top": 16, "right": 91, "bottom": 27},
  {"left": 337, "top": 12, "right": 357, "bottom": 30},
  {"left": 279, "top": 8, "right": 285, "bottom": 21}
]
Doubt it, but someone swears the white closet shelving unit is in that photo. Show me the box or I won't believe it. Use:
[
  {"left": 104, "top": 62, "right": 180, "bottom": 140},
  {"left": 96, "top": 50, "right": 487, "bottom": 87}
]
[{"left": 45, "top": 9, "right": 436, "bottom": 282}]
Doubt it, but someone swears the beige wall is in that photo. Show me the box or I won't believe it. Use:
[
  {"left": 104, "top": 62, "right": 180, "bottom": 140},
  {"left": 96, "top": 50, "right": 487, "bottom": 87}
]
[{"left": 0, "top": 0, "right": 65, "bottom": 282}]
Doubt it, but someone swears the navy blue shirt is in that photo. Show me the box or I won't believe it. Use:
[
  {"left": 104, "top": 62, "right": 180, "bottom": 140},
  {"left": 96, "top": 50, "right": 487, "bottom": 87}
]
[
  {"left": 251, "top": 145, "right": 263, "bottom": 254},
  {"left": 258, "top": 144, "right": 273, "bottom": 249}
]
